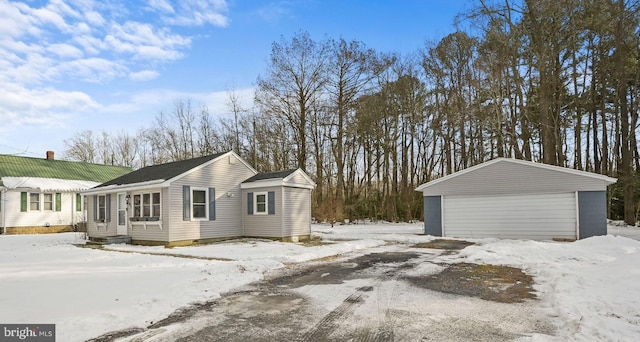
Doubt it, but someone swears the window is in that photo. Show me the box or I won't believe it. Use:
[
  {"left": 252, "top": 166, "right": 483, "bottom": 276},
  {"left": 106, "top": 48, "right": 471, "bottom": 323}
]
[
  {"left": 152, "top": 193, "right": 161, "bottom": 217},
  {"left": 131, "top": 192, "right": 161, "bottom": 219},
  {"left": 30, "top": 193, "right": 40, "bottom": 211},
  {"left": 142, "top": 193, "right": 151, "bottom": 217},
  {"left": 248, "top": 191, "right": 274, "bottom": 216},
  {"left": 192, "top": 189, "right": 207, "bottom": 219},
  {"left": 133, "top": 194, "right": 141, "bottom": 217},
  {"left": 97, "top": 195, "right": 106, "bottom": 222},
  {"left": 43, "top": 193, "right": 53, "bottom": 211},
  {"left": 255, "top": 192, "right": 267, "bottom": 214}
]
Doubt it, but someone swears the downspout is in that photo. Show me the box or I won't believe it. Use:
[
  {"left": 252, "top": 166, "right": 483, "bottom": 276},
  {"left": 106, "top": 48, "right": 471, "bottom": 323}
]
[
  {"left": 1, "top": 188, "right": 6, "bottom": 234},
  {"left": 71, "top": 191, "right": 76, "bottom": 231}
]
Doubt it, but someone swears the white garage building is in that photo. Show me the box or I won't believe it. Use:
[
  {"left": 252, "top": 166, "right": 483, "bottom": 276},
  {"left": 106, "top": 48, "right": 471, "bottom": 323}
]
[{"left": 416, "top": 158, "right": 617, "bottom": 241}]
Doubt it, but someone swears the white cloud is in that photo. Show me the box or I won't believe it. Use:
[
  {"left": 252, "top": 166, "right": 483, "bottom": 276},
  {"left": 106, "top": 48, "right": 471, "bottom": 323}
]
[
  {"left": 84, "top": 10, "right": 105, "bottom": 27},
  {"left": 0, "top": 1, "right": 41, "bottom": 39},
  {"left": 72, "top": 34, "right": 104, "bottom": 55},
  {"left": 105, "top": 21, "right": 190, "bottom": 61},
  {"left": 0, "top": 83, "right": 98, "bottom": 127},
  {"left": 56, "top": 57, "right": 128, "bottom": 83},
  {"left": 256, "top": 1, "right": 293, "bottom": 24},
  {"left": 129, "top": 69, "right": 159, "bottom": 81},
  {"left": 48, "top": 43, "right": 84, "bottom": 59},
  {"left": 0, "top": 0, "right": 231, "bottom": 138},
  {"left": 162, "top": 0, "right": 229, "bottom": 27},
  {"left": 148, "top": 0, "right": 175, "bottom": 14}
]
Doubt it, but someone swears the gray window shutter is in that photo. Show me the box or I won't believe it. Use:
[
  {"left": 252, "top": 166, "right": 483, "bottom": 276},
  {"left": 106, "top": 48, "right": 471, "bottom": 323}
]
[
  {"left": 268, "top": 191, "right": 275, "bottom": 215},
  {"left": 105, "top": 194, "right": 111, "bottom": 222},
  {"left": 20, "top": 192, "right": 27, "bottom": 212},
  {"left": 209, "top": 187, "right": 216, "bottom": 221},
  {"left": 247, "top": 192, "right": 253, "bottom": 215},
  {"left": 183, "top": 185, "right": 190, "bottom": 221},
  {"left": 93, "top": 195, "right": 98, "bottom": 222}
]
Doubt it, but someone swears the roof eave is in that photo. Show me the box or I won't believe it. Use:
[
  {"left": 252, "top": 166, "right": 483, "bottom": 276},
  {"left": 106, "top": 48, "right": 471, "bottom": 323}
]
[
  {"left": 84, "top": 179, "right": 167, "bottom": 194},
  {"left": 415, "top": 158, "right": 618, "bottom": 192}
]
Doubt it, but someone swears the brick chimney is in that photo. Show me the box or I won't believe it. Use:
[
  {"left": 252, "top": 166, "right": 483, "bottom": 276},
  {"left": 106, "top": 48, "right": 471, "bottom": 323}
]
[{"left": 46, "top": 151, "right": 55, "bottom": 160}]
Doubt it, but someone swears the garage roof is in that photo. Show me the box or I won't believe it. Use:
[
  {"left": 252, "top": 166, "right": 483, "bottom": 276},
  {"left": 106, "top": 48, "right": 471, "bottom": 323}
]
[{"left": 416, "top": 158, "right": 617, "bottom": 196}]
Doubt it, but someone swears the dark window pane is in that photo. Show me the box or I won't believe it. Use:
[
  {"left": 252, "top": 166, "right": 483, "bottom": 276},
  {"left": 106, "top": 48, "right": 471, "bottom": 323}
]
[
  {"left": 193, "top": 190, "right": 206, "bottom": 204},
  {"left": 193, "top": 204, "right": 206, "bottom": 218},
  {"left": 257, "top": 203, "right": 266, "bottom": 212}
]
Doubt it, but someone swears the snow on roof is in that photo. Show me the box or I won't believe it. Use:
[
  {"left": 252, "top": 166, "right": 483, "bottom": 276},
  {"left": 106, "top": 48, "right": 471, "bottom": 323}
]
[{"left": 1, "top": 177, "right": 100, "bottom": 192}]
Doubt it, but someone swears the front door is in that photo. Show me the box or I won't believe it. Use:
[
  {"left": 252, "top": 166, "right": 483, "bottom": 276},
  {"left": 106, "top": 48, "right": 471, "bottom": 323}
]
[{"left": 117, "top": 193, "right": 127, "bottom": 235}]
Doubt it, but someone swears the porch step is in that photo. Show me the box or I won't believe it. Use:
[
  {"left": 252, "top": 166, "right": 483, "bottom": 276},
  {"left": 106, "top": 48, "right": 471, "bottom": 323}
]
[{"left": 87, "top": 235, "right": 132, "bottom": 245}]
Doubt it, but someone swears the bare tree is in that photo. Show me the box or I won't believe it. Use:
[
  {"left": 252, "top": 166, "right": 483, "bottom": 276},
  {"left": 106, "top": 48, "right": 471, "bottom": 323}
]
[{"left": 255, "top": 31, "right": 329, "bottom": 172}]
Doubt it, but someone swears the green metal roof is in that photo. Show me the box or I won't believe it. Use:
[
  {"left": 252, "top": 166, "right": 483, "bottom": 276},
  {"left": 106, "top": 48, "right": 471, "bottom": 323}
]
[{"left": 0, "top": 154, "right": 133, "bottom": 183}]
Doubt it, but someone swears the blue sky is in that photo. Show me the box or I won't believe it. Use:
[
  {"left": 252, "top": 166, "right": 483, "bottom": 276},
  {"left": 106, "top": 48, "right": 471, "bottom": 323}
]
[{"left": 0, "top": 0, "right": 466, "bottom": 158}]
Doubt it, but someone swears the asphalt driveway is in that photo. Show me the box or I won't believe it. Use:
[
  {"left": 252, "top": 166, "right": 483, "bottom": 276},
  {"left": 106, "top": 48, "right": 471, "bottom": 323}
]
[{"left": 93, "top": 242, "right": 554, "bottom": 342}]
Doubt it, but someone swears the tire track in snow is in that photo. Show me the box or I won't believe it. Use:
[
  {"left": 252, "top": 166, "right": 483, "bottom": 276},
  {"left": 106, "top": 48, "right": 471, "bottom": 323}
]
[{"left": 299, "top": 291, "right": 366, "bottom": 341}]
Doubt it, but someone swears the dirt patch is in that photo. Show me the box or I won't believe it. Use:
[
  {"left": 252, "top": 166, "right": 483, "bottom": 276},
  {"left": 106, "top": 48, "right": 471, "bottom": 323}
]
[
  {"left": 413, "top": 239, "right": 475, "bottom": 250},
  {"left": 406, "top": 262, "right": 535, "bottom": 303}
]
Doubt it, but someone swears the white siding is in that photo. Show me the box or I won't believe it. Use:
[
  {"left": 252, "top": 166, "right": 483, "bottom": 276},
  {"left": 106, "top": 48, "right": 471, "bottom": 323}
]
[
  {"left": 242, "top": 187, "right": 283, "bottom": 237},
  {"left": 443, "top": 193, "right": 576, "bottom": 240},
  {"left": 168, "top": 154, "right": 255, "bottom": 242},
  {"left": 282, "top": 187, "right": 311, "bottom": 237},
  {"left": 421, "top": 160, "right": 611, "bottom": 196},
  {"left": 2, "top": 190, "right": 83, "bottom": 228}
]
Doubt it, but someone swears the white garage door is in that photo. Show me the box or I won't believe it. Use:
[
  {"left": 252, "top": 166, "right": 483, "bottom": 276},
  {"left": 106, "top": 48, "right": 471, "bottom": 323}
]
[{"left": 443, "top": 193, "right": 576, "bottom": 240}]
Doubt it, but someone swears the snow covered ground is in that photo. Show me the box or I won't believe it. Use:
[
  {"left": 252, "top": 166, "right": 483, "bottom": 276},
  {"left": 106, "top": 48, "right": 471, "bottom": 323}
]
[{"left": 0, "top": 222, "right": 639, "bottom": 341}]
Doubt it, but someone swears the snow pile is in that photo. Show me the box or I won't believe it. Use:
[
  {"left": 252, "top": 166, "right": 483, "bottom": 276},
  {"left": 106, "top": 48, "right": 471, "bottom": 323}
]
[
  {"left": 105, "top": 238, "right": 386, "bottom": 263},
  {"left": 439, "top": 235, "right": 640, "bottom": 341}
]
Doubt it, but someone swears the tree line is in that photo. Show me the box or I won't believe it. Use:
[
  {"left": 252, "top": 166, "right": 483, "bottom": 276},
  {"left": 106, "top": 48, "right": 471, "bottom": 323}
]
[{"left": 65, "top": 0, "right": 640, "bottom": 225}]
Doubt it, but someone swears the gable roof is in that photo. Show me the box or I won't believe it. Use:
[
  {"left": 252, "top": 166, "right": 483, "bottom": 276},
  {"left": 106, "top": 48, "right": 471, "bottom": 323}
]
[
  {"left": 0, "top": 154, "right": 132, "bottom": 184},
  {"left": 241, "top": 168, "right": 316, "bottom": 190},
  {"left": 96, "top": 152, "right": 228, "bottom": 188},
  {"left": 415, "top": 157, "right": 617, "bottom": 195},
  {"left": 243, "top": 169, "right": 298, "bottom": 183}
]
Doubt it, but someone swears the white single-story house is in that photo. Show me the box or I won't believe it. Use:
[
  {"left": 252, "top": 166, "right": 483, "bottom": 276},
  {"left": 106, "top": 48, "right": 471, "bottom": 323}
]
[
  {"left": 83, "top": 151, "right": 316, "bottom": 246},
  {"left": 415, "top": 158, "right": 617, "bottom": 241},
  {"left": 0, "top": 151, "right": 133, "bottom": 234}
]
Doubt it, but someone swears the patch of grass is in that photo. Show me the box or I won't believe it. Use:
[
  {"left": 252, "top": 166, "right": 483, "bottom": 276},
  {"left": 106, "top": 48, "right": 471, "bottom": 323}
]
[
  {"left": 413, "top": 239, "right": 475, "bottom": 250},
  {"left": 75, "top": 244, "right": 233, "bottom": 261},
  {"left": 406, "top": 262, "right": 535, "bottom": 303},
  {"left": 302, "top": 236, "right": 334, "bottom": 247}
]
